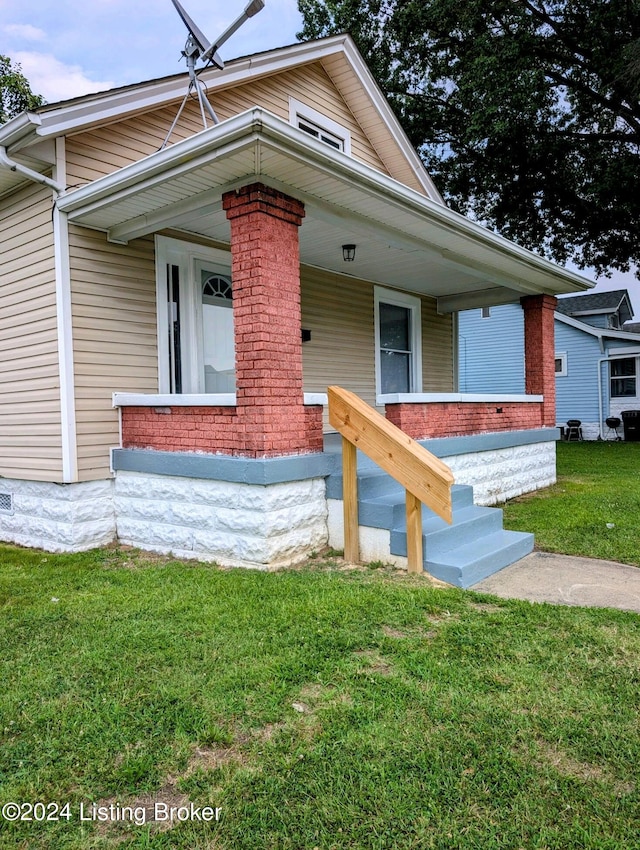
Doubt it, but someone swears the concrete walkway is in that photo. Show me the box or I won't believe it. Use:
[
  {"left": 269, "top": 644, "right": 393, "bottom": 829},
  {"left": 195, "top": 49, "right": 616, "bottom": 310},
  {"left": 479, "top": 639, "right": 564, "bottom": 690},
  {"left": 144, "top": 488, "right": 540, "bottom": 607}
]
[{"left": 472, "top": 551, "right": 640, "bottom": 614}]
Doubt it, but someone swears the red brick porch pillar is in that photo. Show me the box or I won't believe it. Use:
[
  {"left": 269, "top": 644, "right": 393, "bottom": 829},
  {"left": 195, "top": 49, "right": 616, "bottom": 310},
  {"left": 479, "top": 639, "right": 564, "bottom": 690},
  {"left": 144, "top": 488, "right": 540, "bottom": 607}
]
[
  {"left": 521, "top": 294, "right": 557, "bottom": 427},
  {"left": 223, "top": 182, "right": 316, "bottom": 456}
]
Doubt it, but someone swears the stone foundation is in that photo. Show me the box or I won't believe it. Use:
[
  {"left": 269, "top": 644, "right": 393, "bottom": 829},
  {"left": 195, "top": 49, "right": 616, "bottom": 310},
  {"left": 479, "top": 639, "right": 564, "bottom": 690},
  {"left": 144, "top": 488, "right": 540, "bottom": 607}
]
[
  {"left": 0, "top": 479, "right": 115, "bottom": 552},
  {"left": 114, "top": 471, "right": 328, "bottom": 568},
  {"left": 444, "top": 441, "right": 556, "bottom": 505}
]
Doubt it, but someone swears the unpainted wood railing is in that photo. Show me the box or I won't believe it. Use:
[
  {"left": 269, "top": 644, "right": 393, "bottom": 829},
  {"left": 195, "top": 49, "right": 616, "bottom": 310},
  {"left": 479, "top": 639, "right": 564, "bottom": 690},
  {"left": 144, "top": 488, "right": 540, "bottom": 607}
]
[{"left": 328, "top": 386, "right": 454, "bottom": 574}]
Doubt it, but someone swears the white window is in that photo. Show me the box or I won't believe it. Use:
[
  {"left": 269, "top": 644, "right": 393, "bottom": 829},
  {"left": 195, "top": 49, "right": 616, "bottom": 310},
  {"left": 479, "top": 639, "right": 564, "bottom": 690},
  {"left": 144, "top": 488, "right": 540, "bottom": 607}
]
[
  {"left": 611, "top": 357, "right": 637, "bottom": 398},
  {"left": 555, "top": 352, "right": 568, "bottom": 377},
  {"left": 289, "top": 97, "right": 351, "bottom": 155},
  {"left": 156, "top": 236, "right": 235, "bottom": 394},
  {"left": 481, "top": 306, "right": 491, "bottom": 318},
  {"left": 375, "top": 287, "right": 422, "bottom": 397}
]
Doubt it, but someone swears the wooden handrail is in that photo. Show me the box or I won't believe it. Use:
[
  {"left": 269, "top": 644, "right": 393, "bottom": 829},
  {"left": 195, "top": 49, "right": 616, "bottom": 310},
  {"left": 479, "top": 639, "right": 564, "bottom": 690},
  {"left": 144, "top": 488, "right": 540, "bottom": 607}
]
[{"left": 328, "top": 386, "right": 454, "bottom": 574}]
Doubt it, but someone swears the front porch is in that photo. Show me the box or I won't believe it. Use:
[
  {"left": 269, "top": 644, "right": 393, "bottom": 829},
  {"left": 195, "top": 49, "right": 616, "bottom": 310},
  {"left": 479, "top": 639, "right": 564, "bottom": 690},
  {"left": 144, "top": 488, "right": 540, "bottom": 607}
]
[
  {"left": 107, "top": 390, "right": 556, "bottom": 585},
  {"left": 51, "top": 111, "right": 585, "bottom": 576}
]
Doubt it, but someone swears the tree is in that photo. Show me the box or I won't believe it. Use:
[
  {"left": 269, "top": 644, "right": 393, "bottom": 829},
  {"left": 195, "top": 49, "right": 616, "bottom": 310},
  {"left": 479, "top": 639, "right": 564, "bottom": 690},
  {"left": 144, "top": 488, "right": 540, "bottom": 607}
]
[
  {"left": 1, "top": 55, "right": 44, "bottom": 125},
  {"left": 297, "top": 0, "right": 640, "bottom": 276}
]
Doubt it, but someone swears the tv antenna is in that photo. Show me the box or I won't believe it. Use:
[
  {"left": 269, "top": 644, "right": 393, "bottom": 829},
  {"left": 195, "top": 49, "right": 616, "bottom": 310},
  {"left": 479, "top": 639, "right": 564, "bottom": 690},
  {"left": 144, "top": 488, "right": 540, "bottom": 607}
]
[{"left": 162, "top": 0, "right": 265, "bottom": 149}]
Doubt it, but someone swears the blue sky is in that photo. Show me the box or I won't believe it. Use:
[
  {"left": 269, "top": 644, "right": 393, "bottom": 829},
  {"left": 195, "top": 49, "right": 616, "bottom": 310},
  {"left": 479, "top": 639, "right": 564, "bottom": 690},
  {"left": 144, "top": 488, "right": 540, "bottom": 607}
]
[
  {"left": 2, "top": 0, "right": 304, "bottom": 101},
  {"left": 2, "top": 0, "right": 636, "bottom": 303}
]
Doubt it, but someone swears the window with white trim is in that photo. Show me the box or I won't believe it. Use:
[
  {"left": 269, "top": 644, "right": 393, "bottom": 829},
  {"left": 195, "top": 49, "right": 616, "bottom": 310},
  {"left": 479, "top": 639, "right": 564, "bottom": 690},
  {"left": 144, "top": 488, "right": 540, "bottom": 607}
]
[
  {"left": 375, "top": 287, "right": 422, "bottom": 396},
  {"left": 289, "top": 97, "right": 351, "bottom": 155},
  {"left": 611, "top": 357, "right": 637, "bottom": 398},
  {"left": 555, "top": 352, "right": 567, "bottom": 377}
]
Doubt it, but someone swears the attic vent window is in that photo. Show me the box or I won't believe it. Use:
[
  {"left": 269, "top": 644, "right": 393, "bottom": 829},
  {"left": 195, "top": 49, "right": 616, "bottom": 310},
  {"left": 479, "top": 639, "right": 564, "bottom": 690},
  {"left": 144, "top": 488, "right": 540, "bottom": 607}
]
[
  {"left": 0, "top": 493, "right": 14, "bottom": 514},
  {"left": 298, "top": 118, "right": 343, "bottom": 150},
  {"left": 289, "top": 97, "right": 352, "bottom": 156}
]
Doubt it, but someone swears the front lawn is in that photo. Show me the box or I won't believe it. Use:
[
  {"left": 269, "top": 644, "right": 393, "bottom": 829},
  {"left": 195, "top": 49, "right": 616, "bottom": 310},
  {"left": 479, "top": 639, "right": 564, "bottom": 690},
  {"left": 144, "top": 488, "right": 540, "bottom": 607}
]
[
  {"left": 503, "top": 440, "right": 640, "bottom": 565},
  {"left": 0, "top": 545, "right": 638, "bottom": 849}
]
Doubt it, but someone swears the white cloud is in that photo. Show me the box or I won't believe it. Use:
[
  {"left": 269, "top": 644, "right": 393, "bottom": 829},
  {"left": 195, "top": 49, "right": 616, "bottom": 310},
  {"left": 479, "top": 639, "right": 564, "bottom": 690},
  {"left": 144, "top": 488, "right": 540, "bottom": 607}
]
[
  {"left": 10, "top": 51, "right": 114, "bottom": 102},
  {"left": 4, "top": 23, "right": 47, "bottom": 41}
]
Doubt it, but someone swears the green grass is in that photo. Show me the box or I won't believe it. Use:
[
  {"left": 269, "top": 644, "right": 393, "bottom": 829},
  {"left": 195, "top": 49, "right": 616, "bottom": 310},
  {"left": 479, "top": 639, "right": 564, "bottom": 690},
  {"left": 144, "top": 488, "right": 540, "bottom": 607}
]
[
  {"left": 0, "top": 545, "right": 639, "bottom": 849},
  {"left": 503, "top": 441, "right": 640, "bottom": 565}
]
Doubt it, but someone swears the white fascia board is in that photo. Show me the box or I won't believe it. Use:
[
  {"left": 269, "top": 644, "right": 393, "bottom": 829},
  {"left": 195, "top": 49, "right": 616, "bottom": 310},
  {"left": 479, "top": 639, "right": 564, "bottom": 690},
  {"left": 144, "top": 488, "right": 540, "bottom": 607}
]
[
  {"left": 0, "top": 111, "right": 42, "bottom": 150},
  {"left": 609, "top": 347, "right": 640, "bottom": 356},
  {"left": 339, "top": 37, "right": 443, "bottom": 204},
  {"left": 58, "top": 107, "right": 593, "bottom": 294},
  {"left": 555, "top": 312, "right": 603, "bottom": 337},
  {"left": 56, "top": 113, "right": 260, "bottom": 214},
  {"left": 25, "top": 36, "right": 355, "bottom": 139},
  {"left": 569, "top": 308, "right": 616, "bottom": 317}
]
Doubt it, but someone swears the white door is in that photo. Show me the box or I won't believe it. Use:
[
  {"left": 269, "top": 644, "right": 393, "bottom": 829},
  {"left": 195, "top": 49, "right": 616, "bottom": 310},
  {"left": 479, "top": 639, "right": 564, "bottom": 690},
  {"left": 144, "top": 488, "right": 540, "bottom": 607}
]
[{"left": 199, "top": 267, "right": 236, "bottom": 393}]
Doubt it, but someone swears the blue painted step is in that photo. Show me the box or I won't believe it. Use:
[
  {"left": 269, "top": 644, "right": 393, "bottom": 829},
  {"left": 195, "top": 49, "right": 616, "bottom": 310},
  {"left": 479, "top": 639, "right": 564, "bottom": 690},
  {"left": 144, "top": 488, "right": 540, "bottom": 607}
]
[{"left": 326, "top": 465, "right": 533, "bottom": 588}]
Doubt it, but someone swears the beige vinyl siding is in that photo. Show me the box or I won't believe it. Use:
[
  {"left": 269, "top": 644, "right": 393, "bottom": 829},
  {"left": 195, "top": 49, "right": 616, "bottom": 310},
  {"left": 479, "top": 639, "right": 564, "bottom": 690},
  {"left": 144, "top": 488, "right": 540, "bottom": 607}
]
[
  {"left": 69, "top": 227, "right": 157, "bottom": 480},
  {"left": 213, "top": 64, "right": 388, "bottom": 172},
  {"left": 301, "top": 269, "right": 454, "bottom": 431},
  {"left": 302, "top": 268, "right": 377, "bottom": 423},
  {"left": 0, "top": 182, "right": 62, "bottom": 480},
  {"left": 65, "top": 62, "right": 388, "bottom": 186},
  {"left": 421, "top": 298, "right": 454, "bottom": 391}
]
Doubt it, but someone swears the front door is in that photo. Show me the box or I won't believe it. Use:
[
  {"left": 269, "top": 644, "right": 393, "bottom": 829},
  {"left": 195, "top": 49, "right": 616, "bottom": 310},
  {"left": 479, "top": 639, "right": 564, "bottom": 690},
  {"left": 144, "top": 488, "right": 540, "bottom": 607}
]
[{"left": 198, "top": 263, "right": 235, "bottom": 393}]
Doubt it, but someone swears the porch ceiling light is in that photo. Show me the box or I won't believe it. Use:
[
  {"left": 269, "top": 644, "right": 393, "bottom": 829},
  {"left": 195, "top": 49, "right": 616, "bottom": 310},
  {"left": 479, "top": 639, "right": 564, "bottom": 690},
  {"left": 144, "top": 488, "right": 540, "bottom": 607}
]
[{"left": 342, "top": 243, "right": 356, "bottom": 262}]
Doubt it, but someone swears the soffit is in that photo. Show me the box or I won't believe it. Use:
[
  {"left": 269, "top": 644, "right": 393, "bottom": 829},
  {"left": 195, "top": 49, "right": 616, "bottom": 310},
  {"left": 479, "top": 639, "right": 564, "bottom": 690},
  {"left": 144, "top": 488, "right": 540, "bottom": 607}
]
[{"left": 57, "top": 109, "right": 593, "bottom": 309}]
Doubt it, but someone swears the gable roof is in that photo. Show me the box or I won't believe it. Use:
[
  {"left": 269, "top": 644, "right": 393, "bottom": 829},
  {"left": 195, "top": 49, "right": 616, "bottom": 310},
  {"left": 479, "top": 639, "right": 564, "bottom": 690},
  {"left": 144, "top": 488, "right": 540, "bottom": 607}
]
[
  {"left": 556, "top": 289, "right": 633, "bottom": 324},
  {"left": 555, "top": 311, "right": 640, "bottom": 345},
  {"left": 0, "top": 34, "right": 441, "bottom": 204}
]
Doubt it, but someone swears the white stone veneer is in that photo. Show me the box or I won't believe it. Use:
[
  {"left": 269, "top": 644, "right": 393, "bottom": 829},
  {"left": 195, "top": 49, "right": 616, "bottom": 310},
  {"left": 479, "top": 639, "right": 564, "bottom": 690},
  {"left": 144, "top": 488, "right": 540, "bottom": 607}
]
[
  {"left": 115, "top": 472, "right": 328, "bottom": 569},
  {"left": 0, "top": 479, "right": 115, "bottom": 552},
  {"left": 326, "top": 501, "right": 408, "bottom": 568},
  {"left": 445, "top": 440, "right": 556, "bottom": 506}
]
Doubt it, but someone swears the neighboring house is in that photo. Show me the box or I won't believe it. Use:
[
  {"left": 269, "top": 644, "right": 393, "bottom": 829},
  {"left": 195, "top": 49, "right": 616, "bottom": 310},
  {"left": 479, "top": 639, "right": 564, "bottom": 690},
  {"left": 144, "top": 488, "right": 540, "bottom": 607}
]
[
  {"left": 0, "top": 34, "right": 591, "bottom": 584},
  {"left": 459, "top": 290, "right": 640, "bottom": 440}
]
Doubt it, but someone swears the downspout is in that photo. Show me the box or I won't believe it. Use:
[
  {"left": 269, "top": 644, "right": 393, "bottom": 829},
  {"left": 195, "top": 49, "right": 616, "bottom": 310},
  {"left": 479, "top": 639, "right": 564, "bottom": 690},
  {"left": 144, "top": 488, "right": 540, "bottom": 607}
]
[{"left": 0, "top": 146, "right": 65, "bottom": 194}]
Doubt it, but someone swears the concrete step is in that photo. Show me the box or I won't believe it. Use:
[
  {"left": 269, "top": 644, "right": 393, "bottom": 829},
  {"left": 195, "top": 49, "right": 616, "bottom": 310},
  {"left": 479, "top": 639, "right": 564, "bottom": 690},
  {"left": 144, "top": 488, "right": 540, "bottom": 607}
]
[
  {"left": 422, "top": 530, "right": 535, "bottom": 589},
  {"left": 390, "top": 504, "right": 504, "bottom": 560},
  {"left": 358, "top": 484, "right": 476, "bottom": 531},
  {"left": 325, "top": 455, "right": 534, "bottom": 589}
]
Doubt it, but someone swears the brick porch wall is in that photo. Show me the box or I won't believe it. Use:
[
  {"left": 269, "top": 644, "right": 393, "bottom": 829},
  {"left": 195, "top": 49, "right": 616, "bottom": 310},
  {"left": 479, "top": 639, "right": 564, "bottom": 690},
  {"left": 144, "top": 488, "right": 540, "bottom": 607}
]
[
  {"left": 120, "top": 405, "right": 324, "bottom": 457},
  {"left": 384, "top": 401, "right": 544, "bottom": 440}
]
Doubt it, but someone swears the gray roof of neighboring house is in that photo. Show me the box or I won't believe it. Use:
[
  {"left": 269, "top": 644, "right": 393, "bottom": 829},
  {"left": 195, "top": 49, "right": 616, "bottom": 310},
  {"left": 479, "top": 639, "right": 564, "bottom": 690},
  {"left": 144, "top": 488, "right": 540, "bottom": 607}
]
[
  {"left": 556, "top": 289, "right": 629, "bottom": 314},
  {"left": 556, "top": 289, "right": 633, "bottom": 324},
  {"left": 623, "top": 322, "right": 640, "bottom": 334}
]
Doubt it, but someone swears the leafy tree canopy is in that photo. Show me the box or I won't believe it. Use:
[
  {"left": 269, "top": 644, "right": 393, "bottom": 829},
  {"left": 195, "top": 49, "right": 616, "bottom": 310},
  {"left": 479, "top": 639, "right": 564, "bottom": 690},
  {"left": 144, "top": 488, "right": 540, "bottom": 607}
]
[
  {"left": 298, "top": 0, "right": 640, "bottom": 276},
  {"left": 1, "top": 55, "right": 44, "bottom": 125}
]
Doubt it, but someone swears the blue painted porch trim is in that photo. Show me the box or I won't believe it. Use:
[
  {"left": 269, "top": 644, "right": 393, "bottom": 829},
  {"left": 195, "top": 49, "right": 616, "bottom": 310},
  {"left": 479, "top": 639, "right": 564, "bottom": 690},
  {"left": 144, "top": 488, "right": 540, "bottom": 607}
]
[
  {"left": 112, "top": 428, "right": 557, "bottom": 486},
  {"left": 419, "top": 427, "right": 559, "bottom": 457},
  {"left": 111, "top": 448, "right": 333, "bottom": 485}
]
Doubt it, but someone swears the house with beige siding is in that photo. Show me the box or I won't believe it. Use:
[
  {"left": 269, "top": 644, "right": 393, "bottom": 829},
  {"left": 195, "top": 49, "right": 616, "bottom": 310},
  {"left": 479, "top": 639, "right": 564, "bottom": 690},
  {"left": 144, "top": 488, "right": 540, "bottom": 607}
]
[{"left": 0, "top": 34, "right": 591, "bottom": 586}]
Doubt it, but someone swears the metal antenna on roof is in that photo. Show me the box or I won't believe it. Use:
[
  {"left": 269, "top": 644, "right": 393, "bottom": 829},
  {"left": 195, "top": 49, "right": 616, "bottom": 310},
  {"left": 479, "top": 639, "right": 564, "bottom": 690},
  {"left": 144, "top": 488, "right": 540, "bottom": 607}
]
[{"left": 162, "top": 0, "right": 265, "bottom": 149}]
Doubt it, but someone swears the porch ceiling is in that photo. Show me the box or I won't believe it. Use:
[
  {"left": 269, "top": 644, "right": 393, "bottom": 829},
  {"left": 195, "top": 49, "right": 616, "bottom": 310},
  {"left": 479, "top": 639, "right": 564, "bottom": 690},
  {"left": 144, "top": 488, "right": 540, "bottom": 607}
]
[{"left": 57, "top": 108, "right": 593, "bottom": 311}]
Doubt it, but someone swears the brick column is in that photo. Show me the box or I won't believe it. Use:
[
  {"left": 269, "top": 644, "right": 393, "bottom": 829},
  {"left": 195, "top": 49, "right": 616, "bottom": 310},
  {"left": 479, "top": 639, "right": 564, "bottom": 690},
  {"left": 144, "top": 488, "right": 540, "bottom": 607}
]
[
  {"left": 223, "top": 182, "right": 313, "bottom": 456},
  {"left": 521, "top": 294, "right": 557, "bottom": 427}
]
